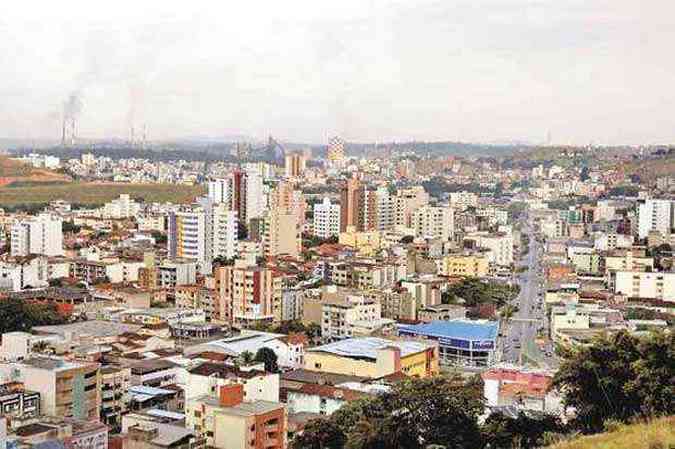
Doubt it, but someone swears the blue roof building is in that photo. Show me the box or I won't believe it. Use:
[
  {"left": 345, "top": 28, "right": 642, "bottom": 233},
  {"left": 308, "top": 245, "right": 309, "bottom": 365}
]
[{"left": 397, "top": 319, "right": 500, "bottom": 367}]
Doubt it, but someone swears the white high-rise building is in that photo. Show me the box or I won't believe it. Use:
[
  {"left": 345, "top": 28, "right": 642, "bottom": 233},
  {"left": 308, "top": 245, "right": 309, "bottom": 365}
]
[
  {"left": 102, "top": 194, "right": 140, "bottom": 219},
  {"left": 374, "top": 186, "right": 395, "bottom": 231},
  {"left": 245, "top": 169, "right": 265, "bottom": 222},
  {"left": 168, "top": 198, "right": 239, "bottom": 274},
  {"left": 11, "top": 214, "right": 63, "bottom": 257},
  {"left": 313, "top": 198, "right": 341, "bottom": 239},
  {"left": 637, "top": 199, "right": 673, "bottom": 239},
  {"left": 412, "top": 206, "right": 454, "bottom": 241},
  {"left": 168, "top": 208, "right": 208, "bottom": 269},
  {"left": 208, "top": 179, "right": 231, "bottom": 205},
  {"left": 212, "top": 204, "right": 239, "bottom": 260},
  {"left": 477, "top": 233, "right": 514, "bottom": 267}
]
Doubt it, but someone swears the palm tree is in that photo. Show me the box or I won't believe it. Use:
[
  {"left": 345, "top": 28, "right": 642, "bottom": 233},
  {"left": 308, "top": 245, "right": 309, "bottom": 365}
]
[
  {"left": 240, "top": 350, "right": 255, "bottom": 365},
  {"left": 31, "top": 340, "right": 51, "bottom": 354}
]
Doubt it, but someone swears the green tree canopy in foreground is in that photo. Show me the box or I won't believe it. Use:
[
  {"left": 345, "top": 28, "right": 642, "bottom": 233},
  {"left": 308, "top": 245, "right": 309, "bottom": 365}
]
[
  {"left": 552, "top": 330, "right": 675, "bottom": 433},
  {"left": 293, "top": 375, "right": 484, "bottom": 449}
]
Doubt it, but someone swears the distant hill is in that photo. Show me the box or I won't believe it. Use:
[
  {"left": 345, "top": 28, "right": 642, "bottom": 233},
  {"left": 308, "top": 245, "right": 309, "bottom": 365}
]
[
  {"left": 548, "top": 417, "right": 674, "bottom": 449},
  {"left": 621, "top": 153, "right": 675, "bottom": 180},
  {"left": 0, "top": 156, "right": 71, "bottom": 187}
]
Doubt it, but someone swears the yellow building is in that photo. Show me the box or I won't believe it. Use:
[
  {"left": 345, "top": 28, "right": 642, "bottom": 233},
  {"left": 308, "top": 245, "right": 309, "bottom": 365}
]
[
  {"left": 304, "top": 337, "right": 439, "bottom": 378},
  {"left": 440, "top": 254, "right": 489, "bottom": 277},
  {"left": 339, "top": 229, "right": 382, "bottom": 256},
  {"left": 186, "top": 384, "right": 287, "bottom": 449}
]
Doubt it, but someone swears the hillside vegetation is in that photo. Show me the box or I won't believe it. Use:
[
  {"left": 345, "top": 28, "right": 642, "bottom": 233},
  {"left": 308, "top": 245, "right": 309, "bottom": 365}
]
[
  {"left": 0, "top": 182, "right": 205, "bottom": 209},
  {"left": 548, "top": 417, "right": 675, "bottom": 449}
]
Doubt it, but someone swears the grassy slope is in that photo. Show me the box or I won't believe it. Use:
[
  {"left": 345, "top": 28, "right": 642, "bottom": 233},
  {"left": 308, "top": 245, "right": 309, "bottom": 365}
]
[
  {"left": 549, "top": 417, "right": 674, "bottom": 449},
  {"left": 0, "top": 156, "right": 71, "bottom": 184},
  {"left": 0, "top": 182, "right": 205, "bottom": 206}
]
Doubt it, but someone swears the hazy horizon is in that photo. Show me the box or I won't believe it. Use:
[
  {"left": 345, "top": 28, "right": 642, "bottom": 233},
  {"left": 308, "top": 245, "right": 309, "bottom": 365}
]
[{"left": 2, "top": 0, "right": 674, "bottom": 146}]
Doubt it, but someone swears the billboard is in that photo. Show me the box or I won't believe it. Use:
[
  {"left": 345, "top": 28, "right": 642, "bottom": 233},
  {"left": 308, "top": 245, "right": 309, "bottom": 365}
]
[
  {"left": 472, "top": 340, "right": 495, "bottom": 350},
  {"left": 439, "top": 337, "right": 470, "bottom": 349}
]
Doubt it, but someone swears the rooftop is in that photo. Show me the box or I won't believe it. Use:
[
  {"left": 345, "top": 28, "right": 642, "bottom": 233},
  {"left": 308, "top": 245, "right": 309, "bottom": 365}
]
[
  {"left": 191, "top": 395, "right": 283, "bottom": 416},
  {"left": 397, "top": 319, "right": 499, "bottom": 341},
  {"left": 19, "top": 357, "right": 88, "bottom": 372},
  {"left": 308, "top": 337, "right": 434, "bottom": 360},
  {"left": 186, "top": 330, "right": 285, "bottom": 356},
  {"left": 32, "top": 320, "right": 142, "bottom": 338}
]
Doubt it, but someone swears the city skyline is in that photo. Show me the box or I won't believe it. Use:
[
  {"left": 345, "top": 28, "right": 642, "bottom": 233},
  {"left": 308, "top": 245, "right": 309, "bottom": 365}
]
[{"left": 1, "top": 0, "right": 674, "bottom": 145}]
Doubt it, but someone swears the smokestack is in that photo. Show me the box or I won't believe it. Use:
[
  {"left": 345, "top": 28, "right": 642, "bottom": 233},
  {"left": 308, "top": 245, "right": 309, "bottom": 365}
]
[
  {"left": 70, "top": 118, "right": 76, "bottom": 146},
  {"left": 130, "top": 125, "right": 135, "bottom": 146},
  {"left": 61, "top": 116, "right": 66, "bottom": 146},
  {"left": 142, "top": 124, "right": 147, "bottom": 150}
]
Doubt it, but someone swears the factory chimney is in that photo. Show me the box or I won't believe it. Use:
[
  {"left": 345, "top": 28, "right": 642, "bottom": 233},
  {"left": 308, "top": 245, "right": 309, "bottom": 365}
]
[{"left": 61, "top": 117, "right": 66, "bottom": 146}]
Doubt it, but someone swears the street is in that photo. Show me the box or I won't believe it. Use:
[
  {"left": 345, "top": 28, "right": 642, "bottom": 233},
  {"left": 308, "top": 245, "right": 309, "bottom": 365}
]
[{"left": 501, "top": 216, "right": 559, "bottom": 369}]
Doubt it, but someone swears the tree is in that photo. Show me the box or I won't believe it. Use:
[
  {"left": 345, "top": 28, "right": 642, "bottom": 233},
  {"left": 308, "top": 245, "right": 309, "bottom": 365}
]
[
  {"left": 240, "top": 350, "right": 255, "bottom": 365},
  {"left": 31, "top": 340, "right": 51, "bottom": 354},
  {"left": 48, "top": 278, "right": 64, "bottom": 287},
  {"left": 255, "top": 347, "right": 279, "bottom": 373},
  {"left": 292, "top": 418, "right": 345, "bottom": 449},
  {"left": 481, "top": 412, "right": 564, "bottom": 448},
  {"left": 0, "top": 298, "right": 67, "bottom": 335},
  {"left": 580, "top": 166, "right": 590, "bottom": 181},
  {"left": 62, "top": 221, "right": 81, "bottom": 234},
  {"left": 552, "top": 331, "right": 675, "bottom": 433},
  {"left": 331, "top": 376, "right": 483, "bottom": 449}
]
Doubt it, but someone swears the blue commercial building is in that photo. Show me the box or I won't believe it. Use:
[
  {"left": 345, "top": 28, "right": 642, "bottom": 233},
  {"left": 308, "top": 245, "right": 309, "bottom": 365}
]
[{"left": 397, "top": 319, "right": 499, "bottom": 367}]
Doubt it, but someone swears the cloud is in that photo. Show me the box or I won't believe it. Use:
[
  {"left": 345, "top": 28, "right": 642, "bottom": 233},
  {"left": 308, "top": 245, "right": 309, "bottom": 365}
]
[{"left": 0, "top": 0, "right": 673, "bottom": 144}]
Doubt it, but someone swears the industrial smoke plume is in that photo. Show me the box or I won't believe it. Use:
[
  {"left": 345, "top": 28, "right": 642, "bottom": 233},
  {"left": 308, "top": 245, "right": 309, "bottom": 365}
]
[{"left": 62, "top": 92, "right": 83, "bottom": 145}]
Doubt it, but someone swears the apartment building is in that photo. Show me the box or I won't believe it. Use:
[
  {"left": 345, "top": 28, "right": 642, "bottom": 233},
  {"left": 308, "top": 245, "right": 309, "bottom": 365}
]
[
  {"left": 395, "top": 186, "right": 429, "bottom": 227},
  {"left": 175, "top": 285, "right": 219, "bottom": 321},
  {"left": 313, "top": 197, "right": 341, "bottom": 239},
  {"left": 412, "top": 206, "right": 454, "bottom": 241},
  {"left": 604, "top": 251, "right": 654, "bottom": 274},
  {"left": 338, "top": 229, "right": 382, "bottom": 256},
  {"left": 322, "top": 259, "right": 398, "bottom": 290},
  {"left": 0, "top": 357, "right": 101, "bottom": 421},
  {"left": 0, "top": 382, "right": 40, "bottom": 423},
  {"left": 321, "top": 295, "right": 383, "bottom": 341},
  {"left": 449, "top": 191, "right": 478, "bottom": 210},
  {"left": 637, "top": 198, "right": 673, "bottom": 239},
  {"left": 340, "top": 177, "right": 363, "bottom": 232},
  {"left": 0, "top": 256, "right": 49, "bottom": 291},
  {"left": 284, "top": 153, "right": 306, "bottom": 178},
  {"left": 184, "top": 363, "right": 279, "bottom": 403},
  {"left": 168, "top": 207, "right": 208, "bottom": 270},
  {"left": 269, "top": 181, "right": 306, "bottom": 228},
  {"left": 186, "top": 384, "right": 286, "bottom": 449},
  {"left": 439, "top": 254, "right": 489, "bottom": 277},
  {"left": 262, "top": 210, "right": 301, "bottom": 258},
  {"left": 613, "top": 271, "right": 675, "bottom": 301},
  {"left": 467, "top": 233, "right": 514, "bottom": 267},
  {"left": 158, "top": 258, "right": 197, "bottom": 289},
  {"left": 362, "top": 186, "right": 395, "bottom": 232},
  {"left": 167, "top": 200, "right": 238, "bottom": 274},
  {"left": 100, "top": 366, "right": 131, "bottom": 431},
  {"left": 102, "top": 194, "right": 140, "bottom": 219},
  {"left": 11, "top": 214, "right": 63, "bottom": 257},
  {"left": 215, "top": 261, "right": 283, "bottom": 326}
]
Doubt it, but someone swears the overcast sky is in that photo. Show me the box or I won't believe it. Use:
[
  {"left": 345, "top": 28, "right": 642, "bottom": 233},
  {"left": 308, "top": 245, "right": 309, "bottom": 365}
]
[{"left": 1, "top": 0, "right": 674, "bottom": 145}]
